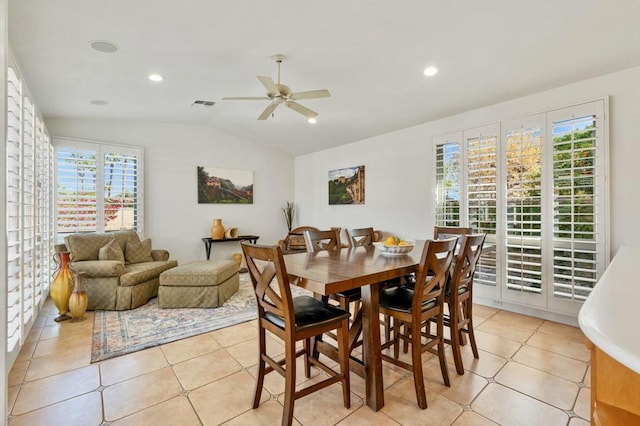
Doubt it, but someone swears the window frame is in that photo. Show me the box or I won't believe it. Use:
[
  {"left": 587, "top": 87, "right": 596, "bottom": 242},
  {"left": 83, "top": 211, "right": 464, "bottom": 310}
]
[{"left": 53, "top": 137, "right": 145, "bottom": 242}]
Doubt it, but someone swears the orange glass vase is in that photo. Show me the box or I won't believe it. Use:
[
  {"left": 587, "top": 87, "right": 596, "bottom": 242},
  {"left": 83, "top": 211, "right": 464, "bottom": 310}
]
[
  {"left": 69, "top": 272, "right": 89, "bottom": 322},
  {"left": 50, "top": 251, "right": 74, "bottom": 322}
]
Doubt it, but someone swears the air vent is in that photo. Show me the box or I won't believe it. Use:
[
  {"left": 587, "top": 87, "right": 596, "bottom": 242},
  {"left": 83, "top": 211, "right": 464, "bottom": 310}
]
[{"left": 191, "top": 100, "right": 216, "bottom": 107}]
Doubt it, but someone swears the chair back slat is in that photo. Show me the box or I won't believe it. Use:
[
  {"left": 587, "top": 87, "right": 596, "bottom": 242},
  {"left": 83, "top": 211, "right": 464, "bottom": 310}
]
[
  {"left": 346, "top": 227, "right": 376, "bottom": 248},
  {"left": 242, "top": 243, "right": 295, "bottom": 327},
  {"left": 413, "top": 238, "right": 457, "bottom": 311},
  {"left": 433, "top": 226, "right": 472, "bottom": 240},
  {"left": 451, "top": 234, "right": 486, "bottom": 294},
  {"left": 303, "top": 229, "right": 341, "bottom": 253}
]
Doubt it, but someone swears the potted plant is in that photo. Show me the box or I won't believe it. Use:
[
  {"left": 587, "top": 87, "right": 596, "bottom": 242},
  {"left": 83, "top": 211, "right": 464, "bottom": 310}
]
[{"left": 282, "top": 201, "right": 295, "bottom": 231}]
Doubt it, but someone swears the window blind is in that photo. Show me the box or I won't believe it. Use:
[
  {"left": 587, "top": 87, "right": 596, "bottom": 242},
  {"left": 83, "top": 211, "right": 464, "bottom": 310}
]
[
  {"left": 467, "top": 133, "right": 498, "bottom": 287},
  {"left": 552, "top": 114, "right": 599, "bottom": 302},
  {"left": 55, "top": 142, "right": 143, "bottom": 240},
  {"left": 435, "top": 142, "right": 461, "bottom": 227},
  {"left": 505, "top": 124, "right": 543, "bottom": 295}
]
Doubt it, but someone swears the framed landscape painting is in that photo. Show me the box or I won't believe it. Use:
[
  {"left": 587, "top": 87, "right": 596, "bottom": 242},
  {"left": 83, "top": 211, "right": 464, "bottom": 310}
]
[
  {"left": 197, "top": 166, "right": 253, "bottom": 204},
  {"left": 328, "top": 165, "right": 365, "bottom": 205}
]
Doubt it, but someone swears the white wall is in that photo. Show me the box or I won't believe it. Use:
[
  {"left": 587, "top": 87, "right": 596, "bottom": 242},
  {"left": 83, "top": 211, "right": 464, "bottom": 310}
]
[
  {"left": 295, "top": 65, "right": 640, "bottom": 258},
  {"left": 45, "top": 119, "right": 295, "bottom": 265}
]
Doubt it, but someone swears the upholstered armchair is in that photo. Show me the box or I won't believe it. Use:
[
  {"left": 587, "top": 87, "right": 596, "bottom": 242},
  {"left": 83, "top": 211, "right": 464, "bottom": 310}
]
[{"left": 57, "top": 230, "right": 178, "bottom": 310}]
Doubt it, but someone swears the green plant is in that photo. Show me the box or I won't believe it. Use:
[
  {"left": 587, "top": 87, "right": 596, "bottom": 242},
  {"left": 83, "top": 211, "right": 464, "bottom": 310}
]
[{"left": 282, "top": 202, "right": 295, "bottom": 231}]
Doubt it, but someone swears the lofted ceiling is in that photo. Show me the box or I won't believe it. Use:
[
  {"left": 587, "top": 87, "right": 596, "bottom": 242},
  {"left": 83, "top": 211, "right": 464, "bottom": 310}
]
[{"left": 8, "top": 1, "right": 640, "bottom": 156}]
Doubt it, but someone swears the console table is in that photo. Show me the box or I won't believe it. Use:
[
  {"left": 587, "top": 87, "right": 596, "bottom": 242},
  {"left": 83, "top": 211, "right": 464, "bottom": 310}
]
[{"left": 201, "top": 235, "right": 260, "bottom": 260}]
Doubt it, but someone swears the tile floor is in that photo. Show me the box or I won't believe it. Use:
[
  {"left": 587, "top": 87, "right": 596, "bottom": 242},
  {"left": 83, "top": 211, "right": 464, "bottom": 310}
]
[{"left": 7, "top": 293, "right": 591, "bottom": 425}]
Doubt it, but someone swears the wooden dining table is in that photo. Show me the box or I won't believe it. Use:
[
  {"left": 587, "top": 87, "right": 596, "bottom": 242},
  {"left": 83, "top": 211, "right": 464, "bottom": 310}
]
[{"left": 283, "top": 240, "right": 426, "bottom": 411}]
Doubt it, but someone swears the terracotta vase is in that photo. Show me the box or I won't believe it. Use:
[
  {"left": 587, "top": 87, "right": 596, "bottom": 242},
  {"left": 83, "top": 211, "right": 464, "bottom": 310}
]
[
  {"left": 211, "top": 218, "right": 225, "bottom": 240},
  {"left": 50, "top": 251, "right": 74, "bottom": 322},
  {"left": 69, "top": 272, "right": 89, "bottom": 322}
]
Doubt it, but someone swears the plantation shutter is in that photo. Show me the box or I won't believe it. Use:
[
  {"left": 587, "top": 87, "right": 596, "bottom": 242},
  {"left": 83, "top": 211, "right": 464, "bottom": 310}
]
[
  {"left": 548, "top": 102, "right": 605, "bottom": 306},
  {"left": 21, "top": 96, "right": 36, "bottom": 324},
  {"left": 6, "top": 66, "right": 23, "bottom": 352},
  {"left": 503, "top": 116, "right": 545, "bottom": 306},
  {"left": 56, "top": 146, "right": 98, "bottom": 238},
  {"left": 5, "top": 64, "right": 54, "bottom": 358},
  {"left": 434, "top": 133, "right": 462, "bottom": 227},
  {"left": 465, "top": 125, "right": 499, "bottom": 290},
  {"left": 55, "top": 139, "right": 144, "bottom": 240},
  {"left": 103, "top": 150, "right": 141, "bottom": 232}
]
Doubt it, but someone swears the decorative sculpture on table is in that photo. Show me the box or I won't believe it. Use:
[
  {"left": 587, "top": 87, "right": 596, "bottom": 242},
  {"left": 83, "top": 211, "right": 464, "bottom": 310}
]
[
  {"left": 69, "top": 272, "right": 89, "bottom": 322},
  {"left": 50, "top": 251, "right": 75, "bottom": 322}
]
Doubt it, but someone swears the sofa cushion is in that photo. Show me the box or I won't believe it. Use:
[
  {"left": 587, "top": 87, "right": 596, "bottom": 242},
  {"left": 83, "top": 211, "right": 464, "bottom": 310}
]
[
  {"left": 98, "top": 239, "right": 125, "bottom": 264},
  {"left": 125, "top": 238, "right": 153, "bottom": 264},
  {"left": 120, "top": 260, "right": 178, "bottom": 286},
  {"left": 111, "top": 230, "right": 141, "bottom": 254},
  {"left": 65, "top": 234, "right": 112, "bottom": 261}
]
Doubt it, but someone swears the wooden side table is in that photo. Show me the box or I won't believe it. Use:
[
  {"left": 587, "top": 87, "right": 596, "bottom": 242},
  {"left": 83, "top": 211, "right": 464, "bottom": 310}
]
[{"left": 201, "top": 235, "right": 260, "bottom": 260}]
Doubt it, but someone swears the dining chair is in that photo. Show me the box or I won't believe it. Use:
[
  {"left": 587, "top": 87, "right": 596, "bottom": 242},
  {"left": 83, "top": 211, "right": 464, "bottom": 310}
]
[
  {"left": 433, "top": 226, "right": 472, "bottom": 240},
  {"left": 241, "top": 242, "right": 351, "bottom": 426},
  {"left": 442, "top": 233, "right": 485, "bottom": 375},
  {"left": 303, "top": 229, "right": 362, "bottom": 317},
  {"left": 346, "top": 227, "right": 407, "bottom": 343},
  {"left": 345, "top": 227, "right": 377, "bottom": 247},
  {"left": 378, "top": 237, "right": 457, "bottom": 409}
]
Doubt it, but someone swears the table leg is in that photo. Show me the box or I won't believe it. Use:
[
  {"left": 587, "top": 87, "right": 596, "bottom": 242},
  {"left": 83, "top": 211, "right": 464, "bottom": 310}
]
[
  {"left": 361, "top": 282, "right": 384, "bottom": 411},
  {"left": 204, "top": 240, "right": 212, "bottom": 260}
]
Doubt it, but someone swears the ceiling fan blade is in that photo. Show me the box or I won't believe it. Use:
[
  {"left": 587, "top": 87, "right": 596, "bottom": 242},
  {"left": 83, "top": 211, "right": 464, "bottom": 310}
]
[
  {"left": 286, "top": 101, "right": 318, "bottom": 119},
  {"left": 257, "top": 103, "right": 279, "bottom": 120},
  {"left": 257, "top": 76, "right": 279, "bottom": 95},
  {"left": 290, "top": 89, "right": 331, "bottom": 100},
  {"left": 222, "top": 96, "right": 270, "bottom": 100}
]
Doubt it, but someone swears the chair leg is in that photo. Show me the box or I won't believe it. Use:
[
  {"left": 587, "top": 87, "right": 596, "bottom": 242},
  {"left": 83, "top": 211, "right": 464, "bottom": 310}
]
[
  {"left": 282, "top": 340, "right": 297, "bottom": 426},
  {"left": 304, "top": 338, "right": 311, "bottom": 378},
  {"left": 410, "top": 322, "right": 428, "bottom": 409},
  {"left": 449, "top": 302, "right": 465, "bottom": 376},
  {"left": 393, "top": 318, "right": 400, "bottom": 359},
  {"left": 253, "top": 327, "right": 267, "bottom": 408},
  {"left": 337, "top": 318, "right": 351, "bottom": 409},
  {"left": 466, "top": 302, "right": 479, "bottom": 359},
  {"left": 436, "top": 314, "right": 451, "bottom": 386}
]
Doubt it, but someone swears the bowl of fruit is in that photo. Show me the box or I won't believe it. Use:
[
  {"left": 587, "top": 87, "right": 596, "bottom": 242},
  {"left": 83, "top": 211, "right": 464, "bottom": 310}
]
[{"left": 373, "top": 236, "right": 415, "bottom": 256}]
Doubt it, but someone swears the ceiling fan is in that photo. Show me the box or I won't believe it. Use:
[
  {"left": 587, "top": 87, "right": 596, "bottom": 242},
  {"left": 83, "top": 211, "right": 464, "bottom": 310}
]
[{"left": 222, "top": 54, "right": 330, "bottom": 121}]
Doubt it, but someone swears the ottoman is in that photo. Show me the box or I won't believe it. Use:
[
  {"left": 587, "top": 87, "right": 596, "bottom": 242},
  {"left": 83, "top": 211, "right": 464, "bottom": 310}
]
[{"left": 158, "top": 260, "right": 239, "bottom": 308}]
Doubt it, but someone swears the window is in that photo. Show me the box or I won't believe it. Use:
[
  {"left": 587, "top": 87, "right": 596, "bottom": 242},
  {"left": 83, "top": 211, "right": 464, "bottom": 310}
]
[
  {"left": 434, "top": 133, "right": 462, "bottom": 227},
  {"left": 6, "top": 65, "right": 54, "bottom": 359},
  {"left": 433, "top": 100, "right": 608, "bottom": 316},
  {"left": 54, "top": 139, "right": 143, "bottom": 241}
]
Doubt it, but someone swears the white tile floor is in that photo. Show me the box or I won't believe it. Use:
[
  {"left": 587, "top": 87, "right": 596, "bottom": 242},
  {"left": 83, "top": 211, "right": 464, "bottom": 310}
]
[{"left": 7, "top": 294, "right": 591, "bottom": 425}]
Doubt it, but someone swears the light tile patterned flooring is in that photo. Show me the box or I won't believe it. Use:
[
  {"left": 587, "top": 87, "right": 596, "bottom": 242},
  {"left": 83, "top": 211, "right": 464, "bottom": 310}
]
[{"left": 8, "top": 292, "right": 591, "bottom": 425}]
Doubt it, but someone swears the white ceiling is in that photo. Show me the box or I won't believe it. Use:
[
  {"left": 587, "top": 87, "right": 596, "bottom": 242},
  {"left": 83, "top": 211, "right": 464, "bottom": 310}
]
[{"left": 9, "top": 1, "right": 640, "bottom": 156}]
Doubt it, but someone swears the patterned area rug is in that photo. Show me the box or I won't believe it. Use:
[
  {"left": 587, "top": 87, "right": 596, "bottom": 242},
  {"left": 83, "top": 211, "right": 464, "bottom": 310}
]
[{"left": 91, "top": 273, "right": 301, "bottom": 362}]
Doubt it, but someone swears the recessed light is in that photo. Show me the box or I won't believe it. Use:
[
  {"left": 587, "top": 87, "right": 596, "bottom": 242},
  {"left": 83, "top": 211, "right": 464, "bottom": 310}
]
[
  {"left": 148, "top": 74, "right": 163, "bottom": 82},
  {"left": 89, "top": 40, "right": 119, "bottom": 53},
  {"left": 89, "top": 100, "right": 108, "bottom": 106},
  {"left": 423, "top": 66, "right": 438, "bottom": 77},
  {"left": 308, "top": 118, "right": 317, "bottom": 124}
]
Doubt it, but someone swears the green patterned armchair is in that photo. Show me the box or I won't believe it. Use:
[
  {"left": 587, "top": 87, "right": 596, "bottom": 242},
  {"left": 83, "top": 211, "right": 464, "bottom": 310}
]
[{"left": 57, "top": 230, "right": 178, "bottom": 310}]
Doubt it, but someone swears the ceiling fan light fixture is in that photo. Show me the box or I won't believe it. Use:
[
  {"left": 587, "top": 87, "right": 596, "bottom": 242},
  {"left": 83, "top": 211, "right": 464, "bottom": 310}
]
[
  {"left": 423, "top": 66, "right": 439, "bottom": 77},
  {"left": 308, "top": 118, "right": 317, "bottom": 124},
  {"left": 148, "top": 73, "right": 163, "bottom": 82}
]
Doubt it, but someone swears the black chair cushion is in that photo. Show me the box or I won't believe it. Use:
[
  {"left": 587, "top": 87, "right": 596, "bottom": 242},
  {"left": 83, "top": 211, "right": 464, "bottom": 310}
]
[
  {"left": 264, "top": 295, "right": 350, "bottom": 331},
  {"left": 379, "top": 286, "right": 436, "bottom": 313}
]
